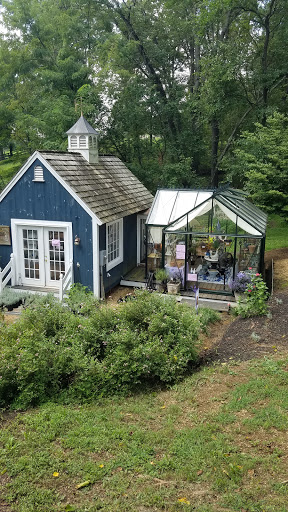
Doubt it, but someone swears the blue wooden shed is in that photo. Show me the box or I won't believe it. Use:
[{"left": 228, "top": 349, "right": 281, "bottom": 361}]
[{"left": 0, "top": 116, "right": 153, "bottom": 298}]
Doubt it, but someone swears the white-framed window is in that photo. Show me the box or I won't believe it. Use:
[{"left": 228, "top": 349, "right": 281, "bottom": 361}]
[
  {"left": 33, "top": 165, "right": 44, "bottom": 182},
  {"left": 106, "top": 218, "right": 123, "bottom": 270}
]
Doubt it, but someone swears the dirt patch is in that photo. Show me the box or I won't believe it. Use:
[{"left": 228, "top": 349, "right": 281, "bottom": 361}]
[
  {"left": 3, "top": 305, "right": 23, "bottom": 325},
  {"left": 203, "top": 290, "right": 288, "bottom": 364},
  {"left": 0, "top": 473, "right": 13, "bottom": 512},
  {"left": 199, "top": 248, "right": 288, "bottom": 365},
  {"left": 105, "top": 286, "right": 136, "bottom": 306},
  {"left": 265, "top": 247, "right": 288, "bottom": 263},
  {"left": 265, "top": 247, "right": 288, "bottom": 291}
]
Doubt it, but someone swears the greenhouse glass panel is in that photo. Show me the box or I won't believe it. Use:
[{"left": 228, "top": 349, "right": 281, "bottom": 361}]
[
  {"left": 237, "top": 237, "right": 261, "bottom": 273},
  {"left": 164, "top": 233, "right": 186, "bottom": 285},
  {"left": 147, "top": 226, "right": 163, "bottom": 272}
]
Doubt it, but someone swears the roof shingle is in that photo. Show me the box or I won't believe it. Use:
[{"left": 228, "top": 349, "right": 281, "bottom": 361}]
[{"left": 39, "top": 151, "right": 153, "bottom": 223}]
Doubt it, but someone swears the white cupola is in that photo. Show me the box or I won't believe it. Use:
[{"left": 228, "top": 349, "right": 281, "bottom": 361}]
[{"left": 66, "top": 115, "right": 99, "bottom": 164}]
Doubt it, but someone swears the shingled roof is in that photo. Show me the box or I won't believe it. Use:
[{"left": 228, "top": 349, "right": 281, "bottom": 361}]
[{"left": 39, "top": 151, "right": 153, "bottom": 224}]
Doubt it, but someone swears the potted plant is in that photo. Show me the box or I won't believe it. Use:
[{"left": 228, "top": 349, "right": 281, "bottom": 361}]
[
  {"left": 167, "top": 277, "right": 181, "bottom": 295},
  {"left": 155, "top": 268, "right": 168, "bottom": 293},
  {"left": 229, "top": 271, "right": 252, "bottom": 301},
  {"left": 212, "top": 238, "right": 221, "bottom": 250}
]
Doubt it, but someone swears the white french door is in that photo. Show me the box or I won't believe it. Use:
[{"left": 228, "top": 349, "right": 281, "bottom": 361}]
[
  {"left": 44, "top": 228, "right": 67, "bottom": 288},
  {"left": 16, "top": 224, "right": 70, "bottom": 288}
]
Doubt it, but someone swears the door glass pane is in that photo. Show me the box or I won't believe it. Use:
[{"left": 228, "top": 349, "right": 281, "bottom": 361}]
[
  {"left": 22, "top": 229, "right": 40, "bottom": 280},
  {"left": 48, "top": 230, "right": 65, "bottom": 281}
]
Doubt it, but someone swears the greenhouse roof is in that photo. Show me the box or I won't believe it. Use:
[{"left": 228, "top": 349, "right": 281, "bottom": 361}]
[{"left": 146, "top": 188, "right": 267, "bottom": 236}]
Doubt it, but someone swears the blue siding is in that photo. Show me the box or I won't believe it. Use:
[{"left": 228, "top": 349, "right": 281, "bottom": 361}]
[
  {"left": 0, "top": 158, "right": 94, "bottom": 290},
  {"left": 100, "top": 214, "right": 138, "bottom": 292}
]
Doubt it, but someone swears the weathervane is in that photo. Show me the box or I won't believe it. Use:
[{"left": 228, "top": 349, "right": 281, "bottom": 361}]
[{"left": 74, "top": 96, "right": 83, "bottom": 116}]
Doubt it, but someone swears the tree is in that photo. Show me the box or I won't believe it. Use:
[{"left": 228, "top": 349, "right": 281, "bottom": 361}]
[
  {"left": 0, "top": 0, "right": 105, "bottom": 151},
  {"left": 0, "top": 0, "right": 288, "bottom": 192},
  {"left": 225, "top": 112, "right": 288, "bottom": 218}
]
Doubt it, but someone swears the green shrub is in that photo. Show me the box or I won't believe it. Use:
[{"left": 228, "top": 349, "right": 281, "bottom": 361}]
[
  {"left": 0, "top": 297, "right": 92, "bottom": 408},
  {"left": 234, "top": 273, "right": 269, "bottom": 318},
  {"left": 65, "top": 283, "right": 100, "bottom": 315},
  {"left": 0, "top": 289, "right": 219, "bottom": 408},
  {"left": 0, "top": 288, "right": 32, "bottom": 309}
]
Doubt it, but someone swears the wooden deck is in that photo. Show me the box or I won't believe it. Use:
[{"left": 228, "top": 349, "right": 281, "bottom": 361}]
[{"left": 123, "top": 265, "right": 146, "bottom": 282}]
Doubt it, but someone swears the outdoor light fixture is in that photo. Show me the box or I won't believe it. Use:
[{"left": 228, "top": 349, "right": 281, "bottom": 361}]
[{"left": 74, "top": 235, "right": 80, "bottom": 246}]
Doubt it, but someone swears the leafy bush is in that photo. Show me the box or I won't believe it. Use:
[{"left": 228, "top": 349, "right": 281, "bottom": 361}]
[
  {"left": 234, "top": 273, "right": 269, "bottom": 318},
  {"left": 0, "top": 289, "right": 219, "bottom": 408},
  {"left": 0, "top": 288, "right": 32, "bottom": 309},
  {"left": 0, "top": 296, "right": 92, "bottom": 408},
  {"left": 65, "top": 283, "right": 100, "bottom": 315}
]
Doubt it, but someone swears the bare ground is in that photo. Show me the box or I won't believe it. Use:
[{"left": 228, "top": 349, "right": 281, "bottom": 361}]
[{"left": 202, "top": 248, "right": 288, "bottom": 364}]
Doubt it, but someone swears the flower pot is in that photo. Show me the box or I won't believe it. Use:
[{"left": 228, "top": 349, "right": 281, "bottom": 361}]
[
  {"left": 167, "top": 282, "right": 181, "bottom": 295},
  {"left": 248, "top": 244, "right": 256, "bottom": 254}
]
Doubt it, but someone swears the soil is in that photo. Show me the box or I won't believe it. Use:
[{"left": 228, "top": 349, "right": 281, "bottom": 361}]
[
  {"left": 265, "top": 247, "right": 288, "bottom": 290},
  {"left": 202, "top": 248, "right": 288, "bottom": 364}
]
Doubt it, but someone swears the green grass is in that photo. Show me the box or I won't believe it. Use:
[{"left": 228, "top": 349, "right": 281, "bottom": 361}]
[
  {"left": 1, "top": 356, "right": 288, "bottom": 511},
  {"left": 265, "top": 214, "right": 288, "bottom": 251},
  {"left": 0, "top": 153, "right": 29, "bottom": 191}
]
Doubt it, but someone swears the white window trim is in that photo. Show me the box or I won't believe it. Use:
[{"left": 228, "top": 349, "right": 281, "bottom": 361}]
[
  {"left": 137, "top": 214, "right": 147, "bottom": 265},
  {"left": 106, "top": 218, "right": 123, "bottom": 271},
  {"left": 0, "top": 151, "right": 102, "bottom": 226}
]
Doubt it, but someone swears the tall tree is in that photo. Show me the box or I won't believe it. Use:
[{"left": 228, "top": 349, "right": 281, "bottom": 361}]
[{"left": 0, "top": 0, "right": 287, "bottom": 192}]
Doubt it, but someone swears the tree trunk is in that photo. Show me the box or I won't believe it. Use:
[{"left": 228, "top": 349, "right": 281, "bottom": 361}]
[
  {"left": 211, "top": 118, "right": 220, "bottom": 188},
  {"left": 261, "top": 0, "right": 276, "bottom": 125},
  {"left": 262, "top": 17, "right": 270, "bottom": 125}
]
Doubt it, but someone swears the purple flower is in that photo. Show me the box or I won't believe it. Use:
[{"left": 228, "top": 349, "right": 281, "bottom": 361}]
[{"left": 229, "top": 272, "right": 252, "bottom": 293}]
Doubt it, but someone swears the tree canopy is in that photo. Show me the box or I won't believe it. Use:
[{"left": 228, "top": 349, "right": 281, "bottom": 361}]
[
  {"left": 226, "top": 112, "right": 288, "bottom": 219},
  {"left": 0, "top": 0, "right": 288, "bottom": 197}
]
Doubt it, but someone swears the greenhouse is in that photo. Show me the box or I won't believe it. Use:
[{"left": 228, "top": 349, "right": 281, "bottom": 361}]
[{"left": 145, "top": 187, "right": 267, "bottom": 297}]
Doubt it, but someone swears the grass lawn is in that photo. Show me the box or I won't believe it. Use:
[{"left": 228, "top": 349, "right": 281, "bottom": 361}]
[
  {"left": 1, "top": 355, "right": 288, "bottom": 511},
  {"left": 0, "top": 154, "right": 29, "bottom": 191},
  {"left": 265, "top": 215, "right": 288, "bottom": 251}
]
